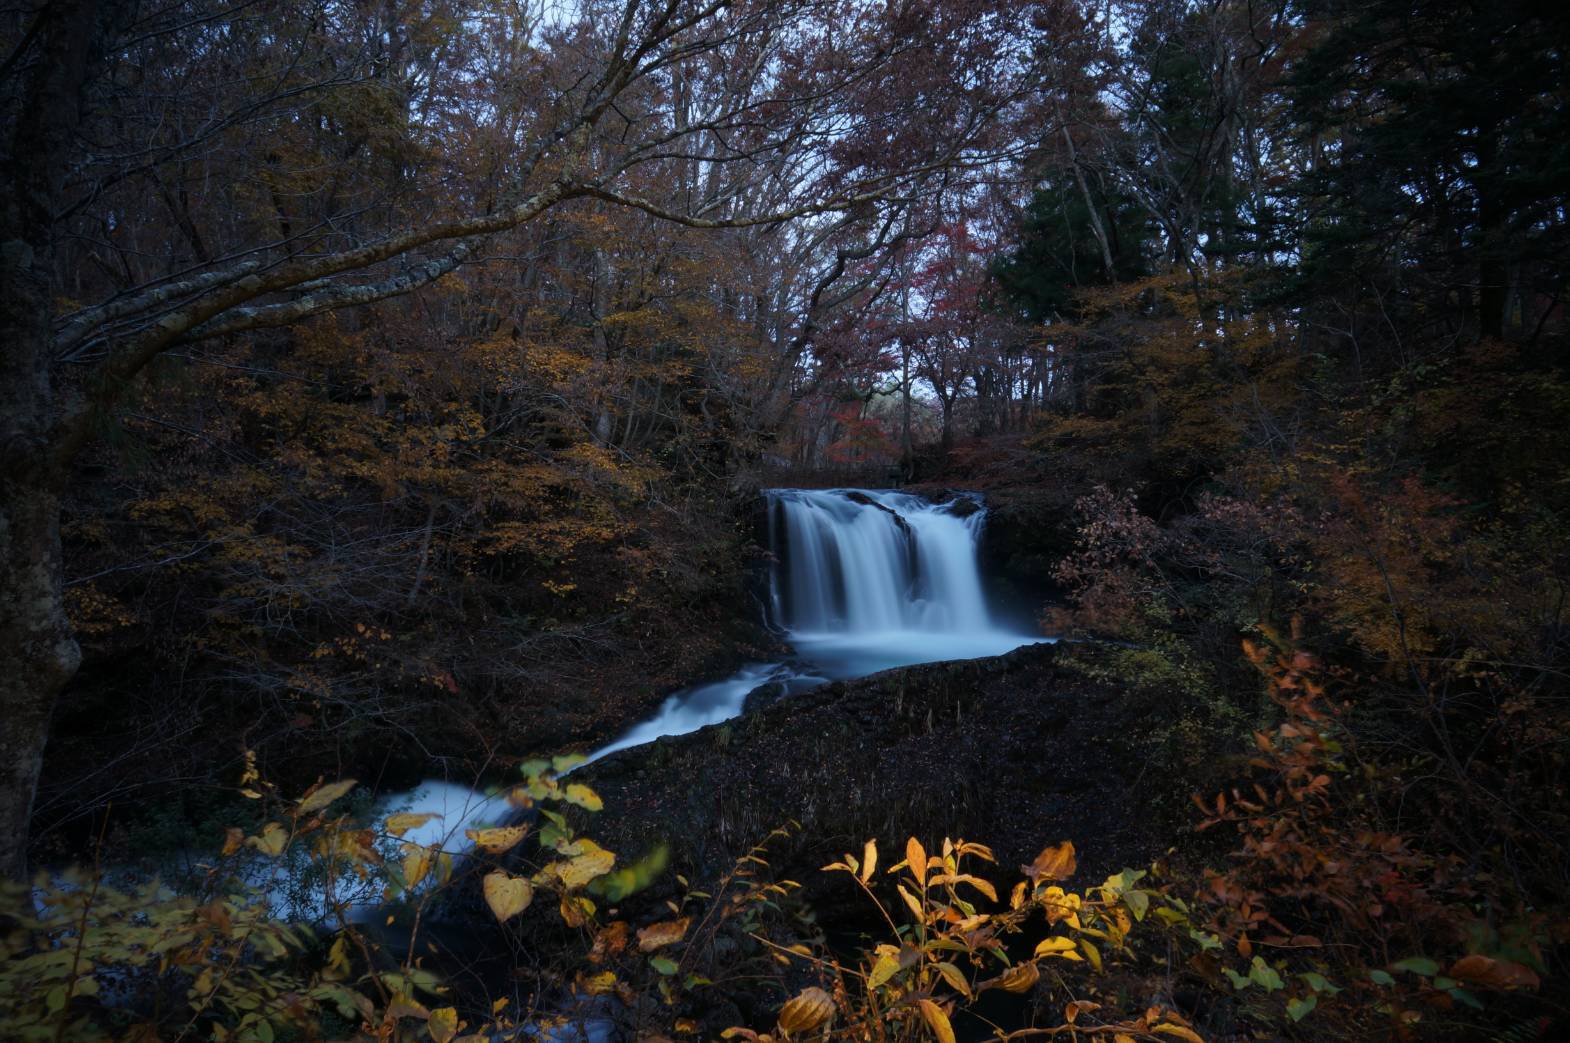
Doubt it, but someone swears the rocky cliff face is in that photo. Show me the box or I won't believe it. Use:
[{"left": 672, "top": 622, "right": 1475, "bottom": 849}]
[{"left": 578, "top": 642, "right": 1189, "bottom": 894}]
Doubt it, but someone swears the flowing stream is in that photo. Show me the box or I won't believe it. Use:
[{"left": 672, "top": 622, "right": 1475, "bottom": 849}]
[{"left": 382, "top": 488, "right": 1047, "bottom": 845}]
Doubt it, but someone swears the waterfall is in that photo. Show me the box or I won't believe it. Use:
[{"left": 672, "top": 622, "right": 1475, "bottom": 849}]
[
  {"left": 768, "top": 489, "right": 992, "bottom": 634},
  {"left": 579, "top": 488, "right": 1047, "bottom": 764},
  {"left": 761, "top": 488, "right": 1043, "bottom": 680}
]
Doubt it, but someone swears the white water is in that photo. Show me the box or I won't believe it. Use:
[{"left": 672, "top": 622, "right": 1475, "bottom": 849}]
[
  {"left": 767, "top": 488, "right": 1043, "bottom": 678},
  {"left": 573, "top": 488, "right": 1045, "bottom": 760},
  {"left": 580, "top": 662, "right": 820, "bottom": 766}
]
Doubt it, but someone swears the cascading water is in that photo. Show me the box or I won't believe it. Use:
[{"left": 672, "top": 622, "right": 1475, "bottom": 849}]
[
  {"left": 564, "top": 488, "right": 1046, "bottom": 767},
  {"left": 765, "top": 489, "right": 1039, "bottom": 678}
]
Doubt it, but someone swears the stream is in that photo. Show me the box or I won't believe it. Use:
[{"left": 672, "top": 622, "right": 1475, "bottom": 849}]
[{"left": 379, "top": 488, "right": 1049, "bottom": 855}]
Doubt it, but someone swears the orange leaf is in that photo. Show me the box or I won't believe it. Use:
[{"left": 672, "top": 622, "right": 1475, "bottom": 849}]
[
  {"left": 1447, "top": 955, "right": 1541, "bottom": 991},
  {"left": 906, "top": 837, "right": 928, "bottom": 886},
  {"left": 1023, "top": 841, "right": 1076, "bottom": 882},
  {"left": 1064, "top": 1000, "right": 1101, "bottom": 1023},
  {"left": 637, "top": 917, "right": 691, "bottom": 952}
]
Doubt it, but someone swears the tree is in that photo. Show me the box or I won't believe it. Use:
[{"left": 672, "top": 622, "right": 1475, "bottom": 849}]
[
  {"left": 0, "top": 0, "right": 1056, "bottom": 875},
  {"left": 1286, "top": 0, "right": 1570, "bottom": 350}
]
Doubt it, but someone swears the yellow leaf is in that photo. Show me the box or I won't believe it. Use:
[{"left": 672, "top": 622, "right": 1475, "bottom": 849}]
[
  {"left": 326, "top": 935, "right": 351, "bottom": 977},
  {"left": 559, "top": 893, "right": 596, "bottom": 927},
  {"left": 386, "top": 812, "right": 437, "bottom": 838},
  {"left": 1034, "top": 936, "right": 1083, "bottom": 961},
  {"left": 247, "top": 822, "right": 289, "bottom": 857},
  {"left": 1111, "top": 906, "right": 1132, "bottom": 944},
  {"left": 297, "top": 778, "right": 357, "bottom": 815},
  {"left": 778, "top": 986, "right": 835, "bottom": 1033},
  {"left": 564, "top": 783, "right": 603, "bottom": 811},
  {"left": 403, "top": 843, "right": 433, "bottom": 888},
  {"left": 1041, "top": 887, "right": 1082, "bottom": 927},
  {"left": 1078, "top": 938, "right": 1103, "bottom": 971},
  {"left": 549, "top": 841, "right": 615, "bottom": 888},
  {"left": 1152, "top": 1025, "right": 1204, "bottom": 1043},
  {"left": 931, "top": 873, "right": 996, "bottom": 902},
  {"left": 1023, "top": 841, "right": 1076, "bottom": 882},
  {"left": 582, "top": 971, "right": 618, "bottom": 995},
  {"left": 989, "top": 962, "right": 1039, "bottom": 994},
  {"left": 387, "top": 994, "right": 429, "bottom": 1020},
  {"left": 935, "top": 961, "right": 971, "bottom": 997},
  {"left": 483, "top": 871, "right": 534, "bottom": 922},
  {"left": 860, "top": 838, "right": 878, "bottom": 883},
  {"left": 897, "top": 884, "right": 925, "bottom": 922},
  {"left": 465, "top": 825, "right": 529, "bottom": 854},
  {"left": 429, "top": 1007, "right": 459, "bottom": 1043},
  {"left": 868, "top": 952, "right": 901, "bottom": 989},
  {"left": 221, "top": 827, "right": 244, "bottom": 856},
  {"left": 636, "top": 917, "right": 691, "bottom": 951},
  {"left": 906, "top": 837, "right": 928, "bottom": 885},
  {"left": 916, "top": 999, "right": 955, "bottom": 1043}
]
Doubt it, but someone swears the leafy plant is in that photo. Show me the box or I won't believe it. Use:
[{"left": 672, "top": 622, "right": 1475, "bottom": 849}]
[{"left": 724, "top": 836, "right": 1204, "bottom": 1043}]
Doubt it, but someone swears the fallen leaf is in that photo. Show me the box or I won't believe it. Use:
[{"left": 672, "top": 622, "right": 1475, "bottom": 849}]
[
  {"left": 1447, "top": 955, "right": 1541, "bottom": 991},
  {"left": 637, "top": 917, "right": 691, "bottom": 951}
]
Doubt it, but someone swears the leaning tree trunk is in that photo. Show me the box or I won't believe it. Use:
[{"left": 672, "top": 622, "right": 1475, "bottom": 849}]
[{"left": 0, "top": 0, "right": 102, "bottom": 878}]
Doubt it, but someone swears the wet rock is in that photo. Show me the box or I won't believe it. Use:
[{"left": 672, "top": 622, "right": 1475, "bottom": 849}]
[
  {"left": 840, "top": 491, "right": 913, "bottom": 536},
  {"left": 945, "top": 494, "right": 984, "bottom": 517},
  {"left": 740, "top": 680, "right": 789, "bottom": 715}
]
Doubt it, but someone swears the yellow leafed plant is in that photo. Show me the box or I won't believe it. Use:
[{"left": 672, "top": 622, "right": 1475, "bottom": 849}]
[{"left": 720, "top": 837, "right": 1202, "bottom": 1043}]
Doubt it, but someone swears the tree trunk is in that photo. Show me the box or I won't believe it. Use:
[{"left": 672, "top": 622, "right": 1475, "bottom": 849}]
[
  {"left": 591, "top": 246, "right": 616, "bottom": 445},
  {"left": 900, "top": 344, "right": 913, "bottom": 478},
  {"left": 0, "top": 0, "right": 103, "bottom": 877},
  {"left": 1475, "top": 138, "right": 1507, "bottom": 342},
  {"left": 0, "top": 471, "right": 79, "bottom": 879},
  {"left": 0, "top": 227, "right": 80, "bottom": 879}
]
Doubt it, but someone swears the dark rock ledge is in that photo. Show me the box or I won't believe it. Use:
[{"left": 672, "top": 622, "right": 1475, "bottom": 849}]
[{"left": 578, "top": 642, "right": 1189, "bottom": 895}]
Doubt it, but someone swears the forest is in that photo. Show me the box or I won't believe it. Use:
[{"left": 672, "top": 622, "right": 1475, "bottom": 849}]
[{"left": 1, "top": 0, "right": 1567, "bottom": 1039}]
